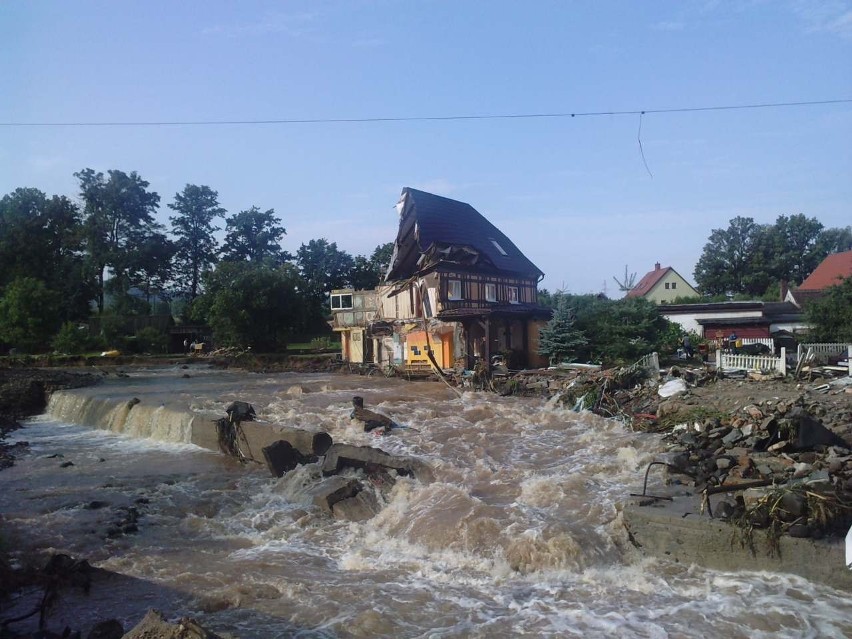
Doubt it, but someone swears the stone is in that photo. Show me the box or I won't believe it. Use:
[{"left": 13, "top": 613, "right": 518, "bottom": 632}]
[
  {"left": 793, "top": 462, "right": 813, "bottom": 478},
  {"left": 88, "top": 619, "right": 124, "bottom": 639},
  {"left": 331, "top": 490, "right": 381, "bottom": 521},
  {"left": 780, "top": 492, "right": 806, "bottom": 517},
  {"left": 122, "top": 609, "right": 224, "bottom": 639},
  {"left": 743, "top": 404, "right": 764, "bottom": 420},
  {"left": 722, "top": 429, "right": 743, "bottom": 446},
  {"left": 716, "top": 457, "right": 733, "bottom": 470},
  {"left": 787, "top": 524, "right": 812, "bottom": 538}
]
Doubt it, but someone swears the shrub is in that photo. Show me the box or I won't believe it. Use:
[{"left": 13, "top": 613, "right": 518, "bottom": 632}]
[{"left": 52, "top": 322, "right": 92, "bottom": 355}]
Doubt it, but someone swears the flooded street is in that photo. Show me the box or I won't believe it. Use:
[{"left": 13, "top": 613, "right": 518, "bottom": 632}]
[{"left": 1, "top": 366, "right": 850, "bottom": 638}]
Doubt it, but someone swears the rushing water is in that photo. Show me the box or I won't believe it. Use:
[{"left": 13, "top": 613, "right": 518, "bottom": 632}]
[{"left": 1, "top": 365, "right": 850, "bottom": 638}]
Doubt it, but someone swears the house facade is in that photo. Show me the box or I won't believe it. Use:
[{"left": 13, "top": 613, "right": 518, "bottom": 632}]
[
  {"left": 625, "top": 262, "right": 700, "bottom": 304},
  {"left": 330, "top": 188, "right": 551, "bottom": 371}
]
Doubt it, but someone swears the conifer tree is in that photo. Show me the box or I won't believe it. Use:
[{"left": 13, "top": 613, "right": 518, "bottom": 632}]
[{"left": 537, "top": 296, "right": 588, "bottom": 364}]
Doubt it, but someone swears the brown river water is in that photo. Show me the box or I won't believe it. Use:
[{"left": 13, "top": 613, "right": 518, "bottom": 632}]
[{"left": 1, "top": 365, "right": 850, "bottom": 638}]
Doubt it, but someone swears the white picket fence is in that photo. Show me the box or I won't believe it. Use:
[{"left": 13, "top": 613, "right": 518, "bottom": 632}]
[
  {"left": 716, "top": 347, "right": 786, "bottom": 376},
  {"left": 797, "top": 343, "right": 851, "bottom": 364},
  {"left": 629, "top": 352, "right": 660, "bottom": 378}
]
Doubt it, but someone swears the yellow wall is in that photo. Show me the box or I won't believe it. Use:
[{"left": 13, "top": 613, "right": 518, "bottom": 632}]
[
  {"left": 405, "top": 330, "right": 449, "bottom": 367},
  {"left": 647, "top": 272, "right": 699, "bottom": 304}
]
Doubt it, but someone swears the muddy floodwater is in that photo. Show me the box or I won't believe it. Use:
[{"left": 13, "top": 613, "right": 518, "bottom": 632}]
[{"left": 1, "top": 365, "right": 850, "bottom": 638}]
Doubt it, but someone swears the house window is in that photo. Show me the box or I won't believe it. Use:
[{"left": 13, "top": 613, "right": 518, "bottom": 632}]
[
  {"left": 485, "top": 283, "right": 497, "bottom": 302},
  {"left": 508, "top": 286, "right": 519, "bottom": 304},
  {"left": 448, "top": 279, "right": 463, "bottom": 300},
  {"left": 331, "top": 293, "right": 353, "bottom": 310},
  {"left": 665, "top": 283, "right": 670, "bottom": 289},
  {"left": 671, "top": 282, "right": 677, "bottom": 289},
  {"left": 490, "top": 239, "right": 508, "bottom": 256}
]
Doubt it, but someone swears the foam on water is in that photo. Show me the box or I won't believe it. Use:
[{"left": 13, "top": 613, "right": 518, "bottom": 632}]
[{"left": 1, "top": 369, "right": 850, "bottom": 637}]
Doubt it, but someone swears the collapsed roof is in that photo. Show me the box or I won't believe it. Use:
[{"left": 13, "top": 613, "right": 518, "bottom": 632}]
[{"left": 384, "top": 188, "right": 544, "bottom": 282}]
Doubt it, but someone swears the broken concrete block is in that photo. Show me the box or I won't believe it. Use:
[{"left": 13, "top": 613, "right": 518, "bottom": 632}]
[
  {"left": 262, "top": 440, "right": 305, "bottom": 478},
  {"left": 271, "top": 425, "right": 333, "bottom": 456},
  {"left": 307, "top": 476, "right": 361, "bottom": 512},
  {"left": 321, "top": 443, "right": 434, "bottom": 483}
]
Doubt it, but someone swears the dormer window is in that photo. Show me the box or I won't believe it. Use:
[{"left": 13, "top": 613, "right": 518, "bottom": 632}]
[
  {"left": 448, "top": 279, "right": 463, "bottom": 300},
  {"left": 490, "top": 239, "right": 508, "bottom": 256}
]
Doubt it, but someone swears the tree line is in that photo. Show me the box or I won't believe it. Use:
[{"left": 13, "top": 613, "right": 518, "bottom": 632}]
[
  {"left": 537, "top": 213, "right": 851, "bottom": 365},
  {"left": 0, "top": 169, "right": 393, "bottom": 353}
]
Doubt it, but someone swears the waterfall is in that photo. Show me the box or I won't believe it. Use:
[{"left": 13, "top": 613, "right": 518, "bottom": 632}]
[{"left": 46, "top": 391, "right": 203, "bottom": 444}]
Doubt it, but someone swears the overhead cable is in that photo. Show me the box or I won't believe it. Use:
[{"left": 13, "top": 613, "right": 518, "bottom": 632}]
[{"left": 1, "top": 99, "right": 850, "bottom": 128}]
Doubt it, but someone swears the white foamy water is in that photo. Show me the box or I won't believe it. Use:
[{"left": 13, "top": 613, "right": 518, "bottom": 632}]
[{"left": 1, "top": 366, "right": 850, "bottom": 638}]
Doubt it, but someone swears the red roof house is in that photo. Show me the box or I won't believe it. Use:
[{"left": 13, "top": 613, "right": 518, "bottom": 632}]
[{"left": 786, "top": 250, "right": 852, "bottom": 308}]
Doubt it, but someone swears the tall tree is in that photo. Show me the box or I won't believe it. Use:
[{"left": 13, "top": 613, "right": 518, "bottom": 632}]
[
  {"left": 763, "top": 214, "right": 825, "bottom": 285},
  {"left": 168, "top": 184, "right": 226, "bottom": 300},
  {"left": 348, "top": 242, "right": 395, "bottom": 290},
  {"left": 75, "top": 168, "right": 162, "bottom": 314},
  {"left": 192, "top": 261, "right": 304, "bottom": 351},
  {"left": 694, "top": 217, "right": 767, "bottom": 296},
  {"left": 0, "top": 188, "right": 92, "bottom": 321},
  {"left": 297, "top": 239, "right": 355, "bottom": 300},
  {"left": 220, "top": 206, "right": 287, "bottom": 264}
]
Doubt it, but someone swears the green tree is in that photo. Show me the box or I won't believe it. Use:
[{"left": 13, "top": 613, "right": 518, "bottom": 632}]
[
  {"left": 297, "top": 239, "right": 355, "bottom": 324},
  {"left": 348, "top": 243, "right": 394, "bottom": 290},
  {"left": 193, "top": 262, "right": 304, "bottom": 351},
  {"left": 0, "top": 277, "right": 62, "bottom": 353},
  {"left": 221, "top": 206, "right": 287, "bottom": 264},
  {"left": 763, "top": 214, "right": 825, "bottom": 285},
  {"left": 168, "top": 185, "right": 226, "bottom": 299},
  {"left": 805, "top": 278, "right": 852, "bottom": 342},
  {"left": 694, "top": 216, "right": 766, "bottom": 296},
  {"left": 0, "top": 188, "right": 92, "bottom": 321},
  {"left": 537, "top": 295, "right": 588, "bottom": 363},
  {"left": 75, "top": 168, "right": 162, "bottom": 314}
]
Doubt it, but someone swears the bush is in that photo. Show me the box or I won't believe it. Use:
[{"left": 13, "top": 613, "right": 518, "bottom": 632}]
[
  {"left": 134, "top": 326, "right": 168, "bottom": 354},
  {"left": 52, "top": 322, "right": 92, "bottom": 355}
]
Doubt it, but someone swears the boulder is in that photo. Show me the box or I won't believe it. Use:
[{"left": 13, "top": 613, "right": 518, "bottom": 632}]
[
  {"left": 224, "top": 401, "right": 255, "bottom": 423},
  {"left": 87, "top": 619, "right": 124, "bottom": 639},
  {"left": 262, "top": 440, "right": 308, "bottom": 478},
  {"left": 321, "top": 443, "right": 434, "bottom": 483},
  {"left": 332, "top": 490, "right": 381, "bottom": 521}
]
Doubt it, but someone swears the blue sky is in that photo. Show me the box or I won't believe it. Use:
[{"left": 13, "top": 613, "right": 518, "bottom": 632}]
[{"left": 2, "top": 1, "right": 850, "bottom": 295}]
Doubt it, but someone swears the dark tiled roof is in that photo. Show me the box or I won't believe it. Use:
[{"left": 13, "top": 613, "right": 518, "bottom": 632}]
[
  {"left": 798, "top": 250, "right": 852, "bottom": 291},
  {"left": 386, "top": 188, "right": 543, "bottom": 280}
]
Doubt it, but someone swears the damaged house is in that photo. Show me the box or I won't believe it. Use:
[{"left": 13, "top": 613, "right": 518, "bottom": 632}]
[{"left": 331, "top": 188, "right": 551, "bottom": 371}]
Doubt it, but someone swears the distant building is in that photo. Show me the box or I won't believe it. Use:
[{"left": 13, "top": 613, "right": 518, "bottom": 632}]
[
  {"left": 625, "top": 262, "right": 700, "bottom": 304},
  {"left": 330, "top": 188, "right": 551, "bottom": 370},
  {"left": 785, "top": 250, "right": 852, "bottom": 308}
]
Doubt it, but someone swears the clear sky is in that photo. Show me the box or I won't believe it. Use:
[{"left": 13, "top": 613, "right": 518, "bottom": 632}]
[{"left": 2, "top": 1, "right": 850, "bottom": 295}]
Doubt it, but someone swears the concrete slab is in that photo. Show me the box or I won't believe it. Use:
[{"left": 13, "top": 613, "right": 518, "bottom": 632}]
[{"left": 623, "top": 495, "right": 852, "bottom": 591}]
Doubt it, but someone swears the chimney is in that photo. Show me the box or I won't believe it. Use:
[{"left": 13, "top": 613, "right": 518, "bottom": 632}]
[
  {"left": 780, "top": 279, "right": 788, "bottom": 302},
  {"left": 654, "top": 262, "right": 661, "bottom": 271}
]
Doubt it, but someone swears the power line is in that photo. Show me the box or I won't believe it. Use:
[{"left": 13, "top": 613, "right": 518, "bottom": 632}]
[{"left": 1, "top": 99, "right": 850, "bottom": 128}]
